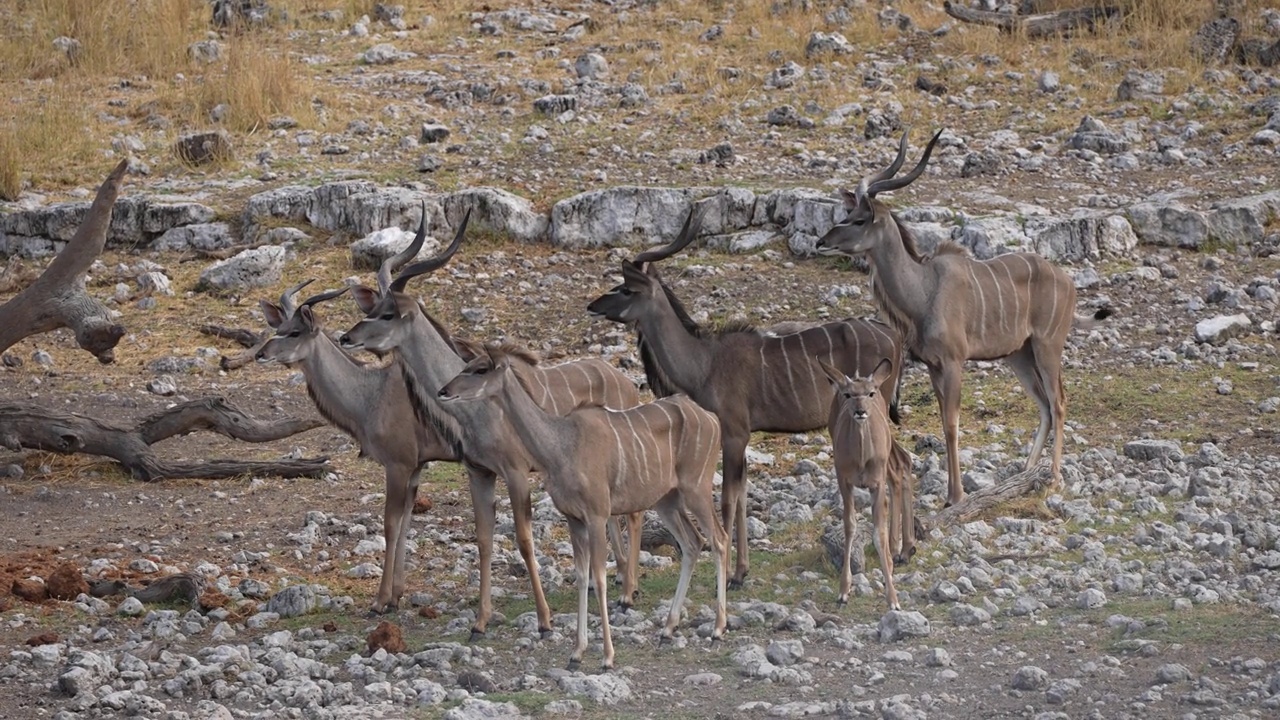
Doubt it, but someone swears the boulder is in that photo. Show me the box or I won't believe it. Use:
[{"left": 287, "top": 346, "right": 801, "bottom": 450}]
[
  {"left": 1126, "top": 202, "right": 1209, "bottom": 248},
  {"left": 151, "top": 222, "right": 235, "bottom": 253},
  {"left": 350, "top": 226, "right": 443, "bottom": 270},
  {"left": 197, "top": 245, "right": 287, "bottom": 293},
  {"left": 442, "top": 187, "right": 548, "bottom": 244},
  {"left": 1027, "top": 213, "right": 1138, "bottom": 262},
  {"left": 1206, "top": 191, "right": 1280, "bottom": 247},
  {"left": 549, "top": 187, "right": 694, "bottom": 249},
  {"left": 1194, "top": 314, "right": 1252, "bottom": 344}
]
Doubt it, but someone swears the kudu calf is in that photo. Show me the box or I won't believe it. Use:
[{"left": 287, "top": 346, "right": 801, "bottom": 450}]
[
  {"left": 438, "top": 346, "right": 728, "bottom": 670},
  {"left": 817, "top": 130, "right": 1112, "bottom": 506},
  {"left": 820, "top": 358, "right": 914, "bottom": 610},
  {"left": 587, "top": 206, "right": 906, "bottom": 589},
  {"left": 339, "top": 212, "right": 644, "bottom": 640},
  {"left": 256, "top": 280, "right": 459, "bottom": 614}
]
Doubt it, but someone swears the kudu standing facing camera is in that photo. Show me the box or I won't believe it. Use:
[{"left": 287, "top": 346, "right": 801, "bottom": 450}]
[
  {"left": 588, "top": 206, "right": 908, "bottom": 590},
  {"left": 817, "top": 130, "right": 1112, "bottom": 506},
  {"left": 819, "top": 357, "right": 915, "bottom": 610}
]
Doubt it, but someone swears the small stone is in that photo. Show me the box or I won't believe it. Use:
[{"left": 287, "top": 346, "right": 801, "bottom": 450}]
[
  {"left": 147, "top": 376, "right": 177, "bottom": 396},
  {"left": 117, "top": 596, "right": 145, "bottom": 616},
  {"left": 766, "top": 639, "right": 805, "bottom": 667},
  {"left": 1155, "top": 663, "right": 1192, "bottom": 684},
  {"left": 420, "top": 124, "right": 450, "bottom": 143},
  {"left": 1077, "top": 588, "right": 1108, "bottom": 609},
  {"left": 1012, "top": 665, "right": 1049, "bottom": 690},
  {"left": 879, "top": 610, "right": 931, "bottom": 642}
]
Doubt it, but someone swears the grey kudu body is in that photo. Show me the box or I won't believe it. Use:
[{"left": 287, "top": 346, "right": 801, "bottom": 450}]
[
  {"left": 438, "top": 346, "right": 727, "bottom": 670},
  {"left": 340, "top": 211, "right": 643, "bottom": 639},
  {"left": 255, "top": 273, "right": 456, "bottom": 614},
  {"left": 821, "top": 358, "right": 913, "bottom": 609},
  {"left": 587, "top": 207, "right": 907, "bottom": 588},
  {"left": 818, "top": 130, "right": 1111, "bottom": 506}
]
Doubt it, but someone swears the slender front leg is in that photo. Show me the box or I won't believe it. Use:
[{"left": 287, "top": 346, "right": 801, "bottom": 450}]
[
  {"left": 466, "top": 468, "right": 498, "bottom": 641},
  {"left": 505, "top": 470, "right": 553, "bottom": 637},
  {"left": 623, "top": 511, "right": 643, "bottom": 607},
  {"left": 837, "top": 476, "right": 856, "bottom": 606},
  {"left": 372, "top": 465, "right": 412, "bottom": 614},
  {"left": 870, "top": 471, "right": 900, "bottom": 611},
  {"left": 930, "top": 363, "right": 966, "bottom": 507},
  {"left": 566, "top": 518, "right": 591, "bottom": 670},
  {"left": 721, "top": 431, "right": 750, "bottom": 589},
  {"left": 390, "top": 469, "right": 423, "bottom": 604},
  {"left": 589, "top": 517, "right": 615, "bottom": 670}
]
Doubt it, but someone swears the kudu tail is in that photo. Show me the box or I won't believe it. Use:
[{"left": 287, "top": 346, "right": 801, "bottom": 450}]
[{"left": 1073, "top": 306, "right": 1114, "bottom": 332}]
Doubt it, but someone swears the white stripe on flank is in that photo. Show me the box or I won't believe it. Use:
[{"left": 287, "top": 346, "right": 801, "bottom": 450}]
[
  {"left": 983, "top": 262, "right": 1007, "bottom": 336},
  {"left": 968, "top": 265, "right": 989, "bottom": 339}
]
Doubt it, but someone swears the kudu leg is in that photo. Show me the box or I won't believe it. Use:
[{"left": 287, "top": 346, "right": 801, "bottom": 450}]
[
  {"left": 372, "top": 465, "right": 415, "bottom": 614},
  {"left": 870, "top": 476, "right": 900, "bottom": 611},
  {"left": 589, "top": 517, "right": 615, "bottom": 670},
  {"left": 1033, "top": 340, "right": 1068, "bottom": 489},
  {"left": 465, "top": 469, "right": 499, "bottom": 641},
  {"left": 506, "top": 472, "right": 553, "bottom": 637},
  {"left": 1006, "top": 344, "right": 1052, "bottom": 472},
  {"left": 566, "top": 518, "right": 591, "bottom": 670},
  {"left": 654, "top": 497, "right": 699, "bottom": 642},
  {"left": 721, "top": 435, "right": 751, "bottom": 589},
  {"left": 930, "top": 364, "right": 966, "bottom": 507},
  {"left": 684, "top": 483, "right": 728, "bottom": 639},
  {"left": 891, "top": 443, "right": 917, "bottom": 565},
  {"left": 837, "top": 478, "right": 857, "bottom": 606},
  {"left": 607, "top": 512, "right": 644, "bottom": 609}
]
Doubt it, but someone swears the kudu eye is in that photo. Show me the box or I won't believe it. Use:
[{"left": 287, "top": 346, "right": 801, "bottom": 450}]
[
  {"left": 380, "top": 312, "right": 395, "bottom": 321},
  {"left": 287, "top": 330, "right": 301, "bottom": 338},
  {"left": 474, "top": 367, "right": 489, "bottom": 375}
]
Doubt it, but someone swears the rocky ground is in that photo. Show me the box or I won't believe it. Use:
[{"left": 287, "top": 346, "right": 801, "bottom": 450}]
[{"left": 2, "top": 2, "right": 1280, "bottom": 720}]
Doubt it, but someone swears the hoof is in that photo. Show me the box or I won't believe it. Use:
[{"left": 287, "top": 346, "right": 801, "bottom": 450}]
[
  {"left": 727, "top": 577, "right": 745, "bottom": 591},
  {"left": 837, "top": 596, "right": 849, "bottom": 607},
  {"left": 711, "top": 630, "right": 724, "bottom": 642},
  {"left": 893, "top": 548, "right": 917, "bottom": 567},
  {"left": 566, "top": 657, "right": 581, "bottom": 671},
  {"left": 658, "top": 633, "right": 673, "bottom": 646},
  {"left": 468, "top": 628, "right": 486, "bottom": 644},
  {"left": 602, "top": 660, "right": 615, "bottom": 672},
  {"left": 366, "top": 603, "right": 395, "bottom": 617},
  {"left": 538, "top": 627, "right": 553, "bottom": 640}
]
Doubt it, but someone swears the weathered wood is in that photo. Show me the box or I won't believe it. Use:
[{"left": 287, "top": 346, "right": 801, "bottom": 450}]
[
  {"left": 920, "top": 464, "right": 1054, "bottom": 532},
  {"left": 0, "top": 161, "right": 129, "bottom": 363},
  {"left": 0, "top": 398, "right": 327, "bottom": 482},
  {"left": 199, "top": 324, "right": 262, "bottom": 348},
  {"left": 943, "top": 1, "right": 1120, "bottom": 38}
]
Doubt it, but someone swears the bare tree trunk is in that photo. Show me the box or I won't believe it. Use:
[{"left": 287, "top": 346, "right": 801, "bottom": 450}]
[
  {"left": 943, "top": 1, "right": 1121, "bottom": 38},
  {"left": 0, "top": 161, "right": 129, "bottom": 364},
  {"left": 0, "top": 397, "right": 328, "bottom": 481}
]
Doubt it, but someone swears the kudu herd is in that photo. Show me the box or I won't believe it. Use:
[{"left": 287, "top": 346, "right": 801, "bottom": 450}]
[{"left": 248, "top": 129, "right": 1104, "bottom": 668}]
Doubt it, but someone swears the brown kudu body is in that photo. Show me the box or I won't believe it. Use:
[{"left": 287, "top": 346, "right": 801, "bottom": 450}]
[
  {"left": 817, "top": 130, "right": 1111, "bottom": 506},
  {"left": 588, "top": 207, "right": 907, "bottom": 588},
  {"left": 256, "top": 280, "right": 459, "bottom": 614},
  {"left": 438, "top": 346, "right": 727, "bottom": 670},
  {"left": 339, "top": 212, "right": 644, "bottom": 640},
  {"left": 821, "top": 358, "right": 914, "bottom": 610}
]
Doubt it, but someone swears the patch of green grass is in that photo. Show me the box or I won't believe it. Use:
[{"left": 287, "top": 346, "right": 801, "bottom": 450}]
[{"left": 1094, "top": 598, "right": 1280, "bottom": 652}]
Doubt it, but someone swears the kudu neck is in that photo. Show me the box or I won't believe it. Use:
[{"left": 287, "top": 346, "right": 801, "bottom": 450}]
[
  {"left": 867, "top": 217, "right": 931, "bottom": 321},
  {"left": 397, "top": 311, "right": 466, "bottom": 391},
  {"left": 493, "top": 370, "right": 573, "bottom": 471},
  {"left": 636, "top": 299, "right": 713, "bottom": 393},
  {"left": 300, "top": 334, "right": 382, "bottom": 421}
]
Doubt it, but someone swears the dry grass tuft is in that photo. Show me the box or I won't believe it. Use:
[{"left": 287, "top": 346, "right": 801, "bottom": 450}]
[
  {"left": 0, "top": 83, "right": 103, "bottom": 191},
  {"left": 185, "top": 37, "right": 313, "bottom": 134},
  {"left": 0, "top": 130, "right": 20, "bottom": 201}
]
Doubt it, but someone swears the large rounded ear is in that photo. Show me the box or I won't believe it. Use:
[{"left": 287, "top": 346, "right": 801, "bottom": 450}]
[
  {"left": 871, "top": 357, "right": 894, "bottom": 386},
  {"left": 351, "top": 285, "right": 380, "bottom": 314},
  {"left": 621, "top": 260, "right": 652, "bottom": 284},
  {"left": 840, "top": 189, "right": 859, "bottom": 210},
  {"left": 260, "top": 300, "right": 286, "bottom": 329},
  {"left": 816, "top": 357, "right": 848, "bottom": 386},
  {"left": 297, "top": 305, "right": 317, "bottom": 328}
]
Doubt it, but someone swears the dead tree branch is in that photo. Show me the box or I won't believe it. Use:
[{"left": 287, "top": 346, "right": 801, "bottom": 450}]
[
  {"left": 943, "top": 1, "right": 1120, "bottom": 39},
  {"left": 0, "top": 161, "right": 129, "bottom": 364},
  {"left": 198, "top": 324, "right": 262, "bottom": 348},
  {"left": 920, "top": 464, "right": 1054, "bottom": 533},
  {"left": 0, "top": 398, "right": 327, "bottom": 482}
]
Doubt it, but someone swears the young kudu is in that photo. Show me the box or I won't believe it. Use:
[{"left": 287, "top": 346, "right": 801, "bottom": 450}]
[
  {"left": 338, "top": 213, "right": 644, "bottom": 640},
  {"left": 255, "top": 280, "right": 459, "bottom": 614},
  {"left": 817, "top": 130, "right": 1111, "bottom": 506},
  {"left": 587, "top": 206, "right": 907, "bottom": 589},
  {"left": 820, "top": 358, "right": 913, "bottom": 610},
  {"left": 438, "top": 346, "right": 728, "bottom": 670}
]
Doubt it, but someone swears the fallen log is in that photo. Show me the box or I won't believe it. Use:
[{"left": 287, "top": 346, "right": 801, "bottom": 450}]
[
  {"left": 943, "top": 1, "right": 1120, "bottom": 39},
  {"left": 920, "top": 464, "right": 1054, "bottom": 532},
  {"left": 0, "top": 397, "right": 327, "bottom": 481}
]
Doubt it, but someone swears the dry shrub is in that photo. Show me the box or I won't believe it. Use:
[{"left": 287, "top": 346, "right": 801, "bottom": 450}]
[
  {"left": 0, "top": 130, "right": 20, "bottom": 201},
  {"left": 0, "top": 0, "right": 201, "bottom": 81},
  {"left": 189, "top": 37, "right": 312, "bottom": 134}
]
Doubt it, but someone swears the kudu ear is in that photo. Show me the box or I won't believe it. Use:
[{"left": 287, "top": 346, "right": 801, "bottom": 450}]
[
  {"left": 297, "top": 305, "right": 317, "bottom": 328},
  {"left": 351, "top": 285, "right": 380, "bottom": 314},
  {"left": 871, "top": 357, "right": 894, "bottom": 386},
  {"left": 260, "top": 300, "right": 286, "bottom": 329},
  {"left": 621, "top": 261, "right": 652, "bottom": 285},
  {"left": 816, "top": 358, "right": 848, "bottom": 387},
  {"left": 839, "top": 189, "right": 860, "bottom": 211}
]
